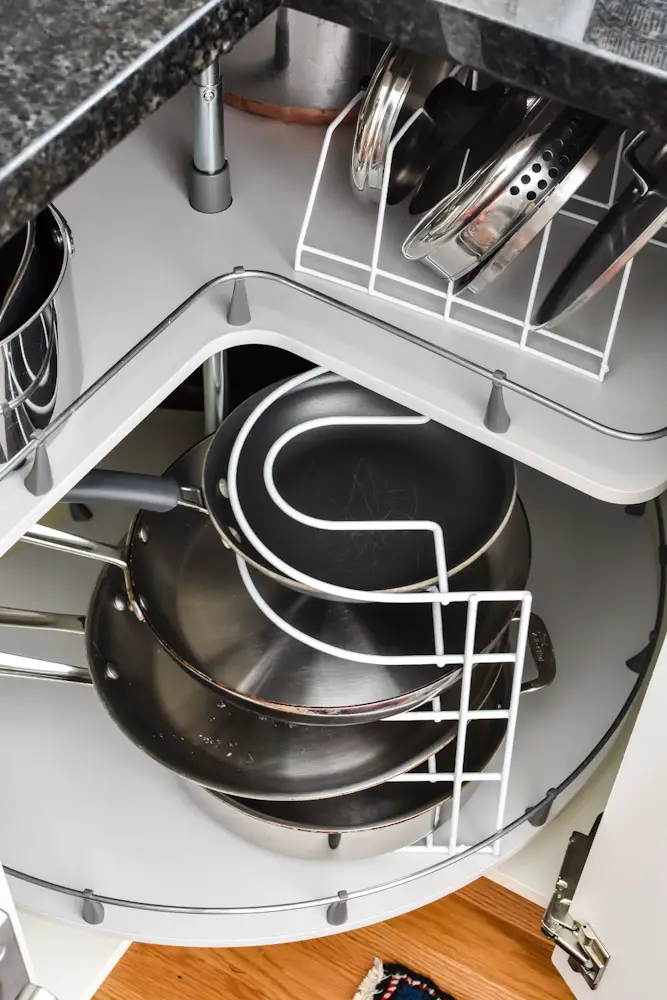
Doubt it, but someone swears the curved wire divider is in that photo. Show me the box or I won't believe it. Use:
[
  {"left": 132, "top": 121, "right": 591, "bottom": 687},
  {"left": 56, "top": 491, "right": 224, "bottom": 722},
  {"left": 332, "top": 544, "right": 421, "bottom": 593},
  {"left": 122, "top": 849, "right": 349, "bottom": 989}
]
[{"left": 225, "top": 361, "right": 532, "bottom": 859}]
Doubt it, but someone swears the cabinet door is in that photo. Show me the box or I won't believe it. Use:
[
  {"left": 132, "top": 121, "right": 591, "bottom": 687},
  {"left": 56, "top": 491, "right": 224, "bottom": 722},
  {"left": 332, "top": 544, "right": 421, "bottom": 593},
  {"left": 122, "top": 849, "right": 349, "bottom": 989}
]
[
  {"left": 0, "top": 864, "right": 41, "bottom": 997},
  {"left": 552, "top": 634, "right": 667, "bottom": 997}
]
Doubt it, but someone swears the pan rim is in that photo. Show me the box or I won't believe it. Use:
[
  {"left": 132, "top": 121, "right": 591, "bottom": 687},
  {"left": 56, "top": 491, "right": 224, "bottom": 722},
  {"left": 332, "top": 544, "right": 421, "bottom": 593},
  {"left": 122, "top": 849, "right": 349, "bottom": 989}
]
[
  {"left": 207, "top": 669, "right": 508, "bottom": 830},
  {"left": 88, "top": 564, "right": 513, "bottom": 801},
  {"left": 126, "top": 486, "right": 529, "bottom": 723}
]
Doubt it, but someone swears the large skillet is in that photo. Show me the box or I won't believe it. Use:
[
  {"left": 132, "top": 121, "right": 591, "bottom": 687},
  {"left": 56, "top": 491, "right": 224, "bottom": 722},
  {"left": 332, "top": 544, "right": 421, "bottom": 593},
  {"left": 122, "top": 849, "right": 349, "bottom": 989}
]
[
  {"left": 188, "top": 667, "right": 513, "bottom": 860},
  {"left": 0, "top": 566, "right": 549, "bottom": 800},
  {"left": 38, "top": 369, "right": 517, "bottom": 597},
  {"left": 21, "top": 437, "right": 531, "bottom": 724}
]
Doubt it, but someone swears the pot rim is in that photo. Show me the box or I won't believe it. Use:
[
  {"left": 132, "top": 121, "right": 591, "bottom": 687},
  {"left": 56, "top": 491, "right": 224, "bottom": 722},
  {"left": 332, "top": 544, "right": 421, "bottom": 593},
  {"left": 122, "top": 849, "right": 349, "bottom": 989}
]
[{"left": 3, "top": 205, "right": 73, "bottom": 343}]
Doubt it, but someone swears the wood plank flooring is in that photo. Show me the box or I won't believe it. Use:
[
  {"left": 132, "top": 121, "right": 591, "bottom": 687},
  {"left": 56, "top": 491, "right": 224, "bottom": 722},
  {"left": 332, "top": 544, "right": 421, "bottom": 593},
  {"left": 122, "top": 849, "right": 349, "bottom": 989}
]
[{"left": 95, "top": 879, "right": 573, "bottom": 1000}]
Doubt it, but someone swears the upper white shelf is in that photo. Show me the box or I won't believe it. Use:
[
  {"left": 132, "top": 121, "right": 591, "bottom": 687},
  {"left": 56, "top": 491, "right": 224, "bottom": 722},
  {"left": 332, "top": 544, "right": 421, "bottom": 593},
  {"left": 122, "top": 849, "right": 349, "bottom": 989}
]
[{"left": 1, "top": 87, "right": 667, "bottom": 556}]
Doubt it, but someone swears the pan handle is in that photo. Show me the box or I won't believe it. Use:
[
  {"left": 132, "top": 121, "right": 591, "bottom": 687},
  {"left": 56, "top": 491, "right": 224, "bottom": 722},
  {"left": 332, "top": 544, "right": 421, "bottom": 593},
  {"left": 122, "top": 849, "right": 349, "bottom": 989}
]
[
  {"left": 0, "top": 607, "right": 85, "bottom": 632},
  {"left": 21, "top": 523, "right": 128, "bottom": 569},
  {"left": 63, "top": 470, "right": 204, "bottom": 513},
  {"left": 520, "top": 612, "right": 556, "bottom": 695},
  {"left": 0, "top": 651, "right": 91, "bottom": 683},
  {"left": 0, "top": 605, "right": 92, "bottom": 683}
]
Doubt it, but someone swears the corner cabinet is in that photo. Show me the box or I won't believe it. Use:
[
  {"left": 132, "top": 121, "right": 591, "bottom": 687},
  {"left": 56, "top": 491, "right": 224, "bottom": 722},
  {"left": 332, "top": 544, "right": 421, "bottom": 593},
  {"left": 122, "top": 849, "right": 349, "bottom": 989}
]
[{"left": 1, "top": 84, "right": 667, "bottom": 1000}]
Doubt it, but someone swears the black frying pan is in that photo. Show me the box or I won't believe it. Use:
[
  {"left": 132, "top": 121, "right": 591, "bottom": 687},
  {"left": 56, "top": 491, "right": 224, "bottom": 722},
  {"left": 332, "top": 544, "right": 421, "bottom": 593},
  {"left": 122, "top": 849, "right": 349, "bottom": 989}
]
[{"left": 55, "top": 369, "right": 517, "bottom": 597}]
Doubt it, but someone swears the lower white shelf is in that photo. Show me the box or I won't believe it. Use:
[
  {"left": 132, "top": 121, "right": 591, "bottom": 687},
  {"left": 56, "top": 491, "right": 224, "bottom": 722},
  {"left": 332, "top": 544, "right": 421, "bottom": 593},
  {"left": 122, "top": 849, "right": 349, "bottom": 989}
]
[{"left": 0, "top": 409, "right": 656, "bottom": 945}]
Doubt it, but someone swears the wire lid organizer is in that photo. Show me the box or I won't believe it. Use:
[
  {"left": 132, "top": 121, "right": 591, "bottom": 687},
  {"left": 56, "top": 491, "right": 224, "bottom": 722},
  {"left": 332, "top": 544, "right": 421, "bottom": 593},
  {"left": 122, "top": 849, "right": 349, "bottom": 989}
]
[
  {"left": 294, "top": 90, "right": 663, "bottom": 382},
  {"left": 226, "top": 365, "right": 533, "bottom": 858}
]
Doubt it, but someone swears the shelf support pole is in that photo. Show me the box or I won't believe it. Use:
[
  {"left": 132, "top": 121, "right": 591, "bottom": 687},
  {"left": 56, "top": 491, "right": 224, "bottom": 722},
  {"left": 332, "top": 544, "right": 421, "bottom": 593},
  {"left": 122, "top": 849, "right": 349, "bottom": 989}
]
[{"left": 188, "top": 59, "right": 232, "bottom": 214}]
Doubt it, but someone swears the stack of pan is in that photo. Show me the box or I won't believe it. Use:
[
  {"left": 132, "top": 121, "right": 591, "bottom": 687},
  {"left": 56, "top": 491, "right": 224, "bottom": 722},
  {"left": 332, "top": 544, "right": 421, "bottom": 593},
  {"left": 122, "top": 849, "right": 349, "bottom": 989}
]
[{"left": 5, "top": 370, "right": 554, "bottom": 860}]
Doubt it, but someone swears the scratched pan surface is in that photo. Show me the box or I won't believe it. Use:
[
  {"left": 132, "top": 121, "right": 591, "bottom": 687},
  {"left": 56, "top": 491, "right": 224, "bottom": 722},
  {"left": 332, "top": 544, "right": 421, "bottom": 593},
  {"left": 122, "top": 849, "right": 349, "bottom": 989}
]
[{"left": 88, "top": 563, "right": 508, "bottom": 800}]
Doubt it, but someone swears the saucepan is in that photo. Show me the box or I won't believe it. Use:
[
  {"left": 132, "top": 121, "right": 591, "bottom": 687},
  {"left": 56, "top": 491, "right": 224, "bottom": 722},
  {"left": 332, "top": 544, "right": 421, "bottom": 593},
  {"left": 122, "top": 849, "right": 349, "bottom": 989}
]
[
  {"left": 0, "top": 205, "right": 81, "bottom": 462},
  {"left": 0, "top": 563, "right": 554, "bottom": 799},
  {"left": 223, "top": 8, "right": 375, "bottom": 125},
  {"left": 19, "top": 436, "right": 533, "bottom": 725},
  {"left": 27, "top": 369, "right": 518, "bottom": 599}
]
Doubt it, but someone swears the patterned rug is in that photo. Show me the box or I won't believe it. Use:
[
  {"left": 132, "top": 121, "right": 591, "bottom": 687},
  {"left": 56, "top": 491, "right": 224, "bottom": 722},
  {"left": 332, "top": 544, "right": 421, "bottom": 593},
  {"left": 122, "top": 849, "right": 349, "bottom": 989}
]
[{"left": 354, "top": 959, "right": 455, "bottom": 1000}]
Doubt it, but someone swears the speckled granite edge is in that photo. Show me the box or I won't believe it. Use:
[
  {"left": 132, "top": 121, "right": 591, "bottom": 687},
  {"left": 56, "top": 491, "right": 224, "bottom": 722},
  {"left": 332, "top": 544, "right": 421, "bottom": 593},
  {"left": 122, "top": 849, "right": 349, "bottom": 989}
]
[
  {"left": 7, "top": 0, "right": 667, "bottom": 246},
  {"left": 291, "top": 0, "right": 667, "bottom": 134},
  {"left": 0, "top": 0, "right": 278, "bottom": 244}
]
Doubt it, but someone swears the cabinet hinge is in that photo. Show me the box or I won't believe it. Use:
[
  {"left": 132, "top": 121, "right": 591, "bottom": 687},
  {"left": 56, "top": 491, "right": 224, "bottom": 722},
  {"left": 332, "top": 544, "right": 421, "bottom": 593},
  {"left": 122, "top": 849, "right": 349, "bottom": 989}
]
[{"left": 542, "top": 828, "right": 610, "bottom": 990}]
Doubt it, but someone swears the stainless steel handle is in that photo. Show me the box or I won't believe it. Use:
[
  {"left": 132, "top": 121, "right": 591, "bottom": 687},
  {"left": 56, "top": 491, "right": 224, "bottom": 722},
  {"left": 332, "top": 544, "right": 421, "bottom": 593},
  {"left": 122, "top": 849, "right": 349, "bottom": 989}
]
[
  {"left": 50, "top": 203, "right": 75, "bottom": 256},
  {"left": 0, "top": 605, "right": 91, "bottom": 683},
  {"left": 0, "top": 651, "right": 91, "bottom": 683},
  {"left": 21, "top": 523, "right": 127, "bottom": 569},
  {"left": 520, "top": 612, "right": 557, "bottom": 694},
  {"left": 0, "top": 607, "right": 85, "bottom": 632}
]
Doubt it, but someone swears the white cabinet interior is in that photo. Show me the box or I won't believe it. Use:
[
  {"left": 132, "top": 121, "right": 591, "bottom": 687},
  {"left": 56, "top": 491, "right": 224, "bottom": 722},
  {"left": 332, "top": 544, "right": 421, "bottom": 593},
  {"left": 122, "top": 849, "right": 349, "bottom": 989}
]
[{"left": 0, "top": 77, "right": 666, "bottom": 975}]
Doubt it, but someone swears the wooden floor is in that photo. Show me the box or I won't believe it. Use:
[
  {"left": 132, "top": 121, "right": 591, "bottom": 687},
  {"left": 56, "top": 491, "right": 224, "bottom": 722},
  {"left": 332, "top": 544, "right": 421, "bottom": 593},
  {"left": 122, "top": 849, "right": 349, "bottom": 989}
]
[{"left": 96, "top": 879, "right": 573, "bottom": 1000}]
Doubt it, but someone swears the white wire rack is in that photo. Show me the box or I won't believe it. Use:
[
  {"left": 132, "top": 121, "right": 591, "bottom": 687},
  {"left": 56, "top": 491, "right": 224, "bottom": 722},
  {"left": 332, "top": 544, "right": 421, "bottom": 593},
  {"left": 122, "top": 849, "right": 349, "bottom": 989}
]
[
  {"left": 228, "top": 367, "right": 533, "bottom": 857},
  {"left": 294, "top": 90, "right": 657, "bottom": 382}
]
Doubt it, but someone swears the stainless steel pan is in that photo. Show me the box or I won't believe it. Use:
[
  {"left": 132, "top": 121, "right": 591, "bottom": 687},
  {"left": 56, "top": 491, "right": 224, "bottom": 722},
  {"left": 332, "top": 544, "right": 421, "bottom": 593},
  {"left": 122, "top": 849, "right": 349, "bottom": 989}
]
[
  {"left": 20, "top": 436, "right": 530, "bottom": 724},
  {"left": 0, "top": 205, "right": 81, "bottom": 463},
  {"left": 223, "top": 8, "right": 374, "bottom": 125},
  {"left": 0, "top": 570, "right": 554, "bottom": 800},
  {"left": 186, "top": 665, "right": 512, "bottom": 860}
]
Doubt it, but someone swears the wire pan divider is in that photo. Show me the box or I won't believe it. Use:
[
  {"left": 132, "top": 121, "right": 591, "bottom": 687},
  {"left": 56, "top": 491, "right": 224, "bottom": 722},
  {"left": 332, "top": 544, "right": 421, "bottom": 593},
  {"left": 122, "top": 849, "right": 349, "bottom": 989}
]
[
  {"left": 228, "top": 366, "right": 533, "bottom": 856},
  {"left": 295, "top": 90, "right": 639, "bottom": 382}
]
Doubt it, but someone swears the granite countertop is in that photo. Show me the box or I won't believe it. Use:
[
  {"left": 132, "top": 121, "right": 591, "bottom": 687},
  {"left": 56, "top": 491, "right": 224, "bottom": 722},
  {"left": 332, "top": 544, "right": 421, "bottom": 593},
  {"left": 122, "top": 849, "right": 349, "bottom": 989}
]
[{"left": 3, "top": 0, "right": 667, "bottom": 243}]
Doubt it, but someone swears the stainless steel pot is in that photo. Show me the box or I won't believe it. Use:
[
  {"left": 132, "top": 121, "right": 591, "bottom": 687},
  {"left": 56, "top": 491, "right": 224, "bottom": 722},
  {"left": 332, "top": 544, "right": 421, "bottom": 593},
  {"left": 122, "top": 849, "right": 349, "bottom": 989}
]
[
  {"left": 223, "top": 8, "right": 374, "bottom": 124},
  {"left": 0, "top": 205, "right": 82, "bottom": 463}
]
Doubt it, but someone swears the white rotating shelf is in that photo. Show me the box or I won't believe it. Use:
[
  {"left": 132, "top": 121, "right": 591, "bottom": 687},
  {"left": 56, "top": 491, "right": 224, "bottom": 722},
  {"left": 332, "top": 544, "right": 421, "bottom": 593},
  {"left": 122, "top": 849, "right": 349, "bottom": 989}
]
[
  {"left": 0, "top": 411, "right": 656, "bottom": 945},
  {"left": 1, "top": 87, "right": 667, "bottom": 556}
]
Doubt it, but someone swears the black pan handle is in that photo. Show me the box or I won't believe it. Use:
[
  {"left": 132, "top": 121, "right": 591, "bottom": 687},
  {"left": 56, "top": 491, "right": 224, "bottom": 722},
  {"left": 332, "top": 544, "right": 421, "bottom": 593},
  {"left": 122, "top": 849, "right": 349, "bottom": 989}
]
[
  {"left": 63, "top": 469, "right": 195, "bottom": 512},
  {"left": 520, "top": 612, "right": 556, "bottom": 694}
]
